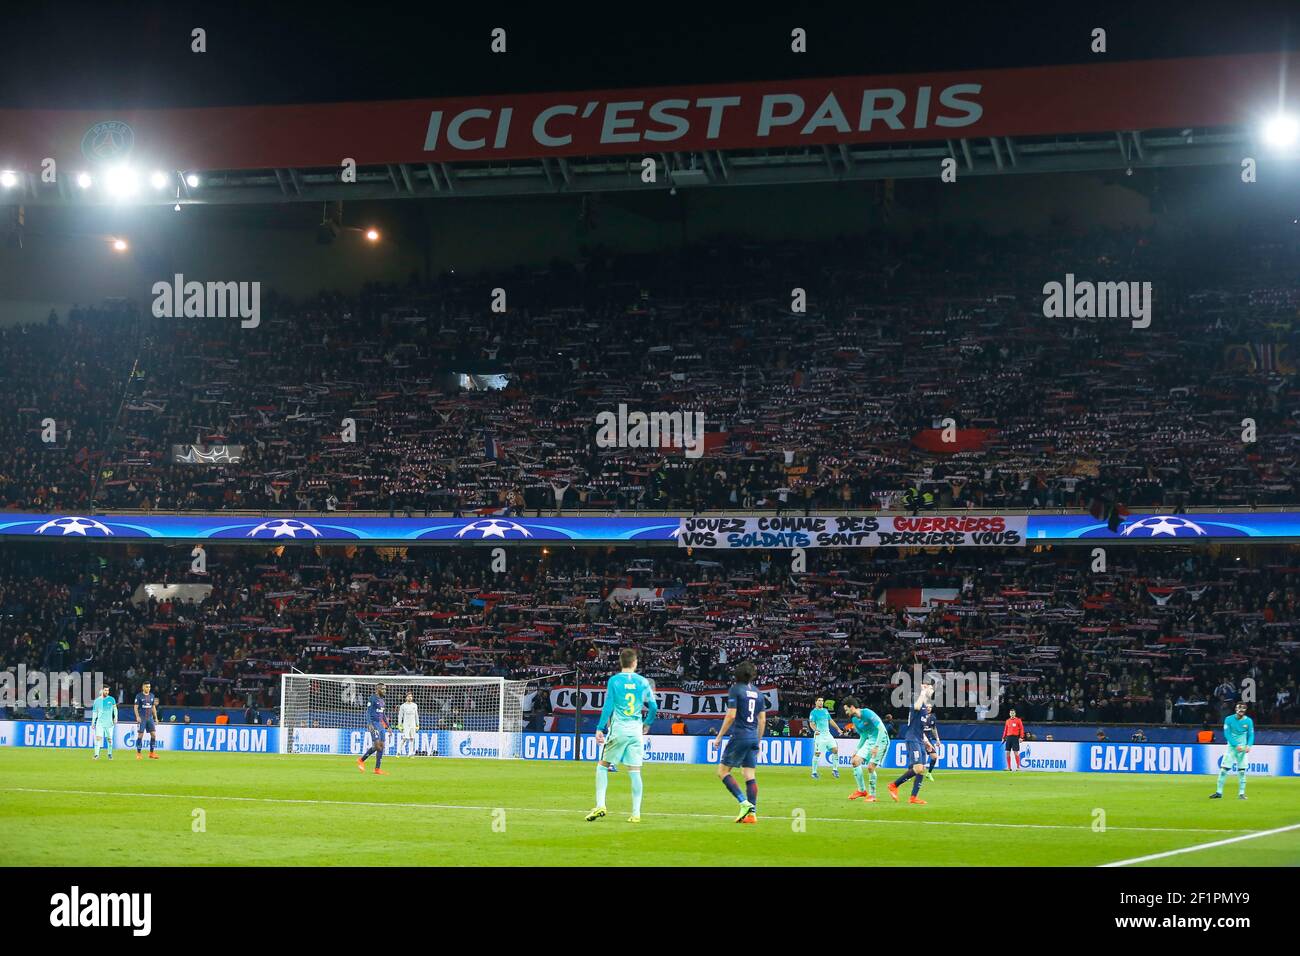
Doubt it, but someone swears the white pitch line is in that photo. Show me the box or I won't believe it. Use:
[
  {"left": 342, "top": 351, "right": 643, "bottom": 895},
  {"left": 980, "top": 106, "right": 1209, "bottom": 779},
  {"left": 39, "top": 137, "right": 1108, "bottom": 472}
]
[
  {"left": 0, "top": 787, "right": 1250, "bottom": 835},
  {"left": 1099, "top": 821, "right": 1300, "bottom": 867}
]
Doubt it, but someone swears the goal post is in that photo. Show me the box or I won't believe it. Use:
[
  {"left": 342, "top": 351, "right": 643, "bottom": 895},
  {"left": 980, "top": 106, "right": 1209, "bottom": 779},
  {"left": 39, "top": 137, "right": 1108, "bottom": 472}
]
[{"left": 279, "top": 673, "right": 528, "bottom": 758}]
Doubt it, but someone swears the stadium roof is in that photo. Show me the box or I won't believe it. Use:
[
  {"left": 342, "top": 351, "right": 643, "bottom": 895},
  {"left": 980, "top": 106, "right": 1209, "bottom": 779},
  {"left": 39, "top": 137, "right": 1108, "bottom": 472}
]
[{"left": 0, "top": 54, "right": 1293, "bottom": 205}]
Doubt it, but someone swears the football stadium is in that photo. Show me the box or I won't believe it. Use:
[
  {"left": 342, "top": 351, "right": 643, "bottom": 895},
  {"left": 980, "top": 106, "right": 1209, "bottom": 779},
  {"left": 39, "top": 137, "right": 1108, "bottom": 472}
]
[{"left": 1, "top": 2, "right": 1298, "bottom": 934}]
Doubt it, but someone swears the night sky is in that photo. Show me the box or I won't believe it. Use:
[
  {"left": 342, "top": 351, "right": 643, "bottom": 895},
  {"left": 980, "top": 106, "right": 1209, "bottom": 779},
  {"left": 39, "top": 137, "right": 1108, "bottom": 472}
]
[{"left": 2, "top": 0, "right": 1297, "bottom": 109}]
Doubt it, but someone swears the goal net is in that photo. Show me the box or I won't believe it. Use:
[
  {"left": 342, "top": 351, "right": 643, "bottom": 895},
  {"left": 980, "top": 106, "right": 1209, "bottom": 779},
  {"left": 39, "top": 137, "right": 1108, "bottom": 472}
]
[{"left": 279, "top": 673, "right": 528, "bottom": 758}]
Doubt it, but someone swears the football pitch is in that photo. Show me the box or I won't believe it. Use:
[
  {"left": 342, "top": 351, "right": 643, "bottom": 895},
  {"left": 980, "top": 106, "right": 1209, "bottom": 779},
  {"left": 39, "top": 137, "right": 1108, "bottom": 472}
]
[{"left": 2, "top": 749, "right": 1298, "bottom": 867}]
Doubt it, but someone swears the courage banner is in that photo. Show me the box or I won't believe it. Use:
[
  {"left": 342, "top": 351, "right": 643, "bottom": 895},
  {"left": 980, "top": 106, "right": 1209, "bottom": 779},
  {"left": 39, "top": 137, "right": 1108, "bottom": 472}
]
[
  {"left": 549, "top": 684, "right": 780, "bottom": 719},
  {"left": 677, "top": 515, "right": 1027, "bottom": 549}
]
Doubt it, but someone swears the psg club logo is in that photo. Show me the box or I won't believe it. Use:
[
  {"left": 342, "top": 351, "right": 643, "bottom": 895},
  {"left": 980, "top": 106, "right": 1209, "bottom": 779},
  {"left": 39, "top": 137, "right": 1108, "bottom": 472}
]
[
  {"left": 246, "top": 518, "right": 323, "bottom": 539},
  {"left": 454, "top": 519, "right": 534, "bottom": 539},
  {"left": 34, "top": 516, "right": 114, "bottom": 536},
  {"left": 80, "top": 120, "right": 135, "bottom": 163},
  {"left": 1120, "top": 515, "right": 1208, "bottom": 538}
]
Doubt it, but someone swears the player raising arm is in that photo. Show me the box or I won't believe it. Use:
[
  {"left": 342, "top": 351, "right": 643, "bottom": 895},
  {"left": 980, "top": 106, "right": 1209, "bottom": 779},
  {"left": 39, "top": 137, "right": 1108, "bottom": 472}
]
[
  {"left": 843, "top": 697, "right": 889, "bottom": 801},
  {"left": 134, "top": 681, "right": 160, "bottom": 760},
  {"left": 91, "top": 685, "right": 117, "bottom": 760},
  {"left": 357, "top": 683, "right": 390, "bottom": 775},
  {"left": 714, "top": 660, "right": 764, "bottom": 824},
  {"left": 923, "top": 703, "right": 941, "bottom": 781},
  {"left": 585, "top": 647, "right": 658, "bottom": 823},
  {"left": 808, "top": 696, "right": 842, "bottom": 780},
  {"left": 1210, "top": 701, "right": 1254, "bottom": 800},
  {"left": 398, "top": 692, "right": 419, "bottom": 757},
  {"left": 887, "top": 675, "right": 935, "bottom": 805}
]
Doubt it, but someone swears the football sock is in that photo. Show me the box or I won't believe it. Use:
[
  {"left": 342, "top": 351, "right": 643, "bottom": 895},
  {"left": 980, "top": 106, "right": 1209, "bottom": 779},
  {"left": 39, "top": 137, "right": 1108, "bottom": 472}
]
[
  {"left": 595, "top": 764, "right": 609, "bottom": 806},
  {"left": 894, "top": 769, "right": 915, "bottom": 787},
  {"left": 912, "top": 775, "right": 923, "bottom": 796},
  {"left": 630, "top": 770, "right": 643, "bottom": 815},
  {"left": 853, "top": 765, "right": 866, "bottom": 790},
  {"left": 869, "top": 769, "right": 878, "bottom": 795},
  {"left": 1215, "top": 769, "right": 1227, "bottom": 794},
  {"left": 745, "top": 779, "right": 758, "bottom": 810},
  {"left": 1237, "top": 769, "right": 1247, "bottom": 796},
  {"left": 722, "top": 774, "right": 744, "bottom": 803}
]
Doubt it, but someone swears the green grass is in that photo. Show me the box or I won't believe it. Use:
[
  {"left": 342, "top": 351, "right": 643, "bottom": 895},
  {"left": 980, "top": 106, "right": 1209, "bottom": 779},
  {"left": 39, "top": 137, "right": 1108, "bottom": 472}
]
[{"left": 1, "top": 749, "right": 1297, "bottom": 866}]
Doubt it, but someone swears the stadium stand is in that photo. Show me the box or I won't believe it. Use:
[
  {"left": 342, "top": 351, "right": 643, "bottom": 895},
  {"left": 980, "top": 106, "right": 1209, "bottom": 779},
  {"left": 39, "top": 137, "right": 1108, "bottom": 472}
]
[
  {"left": 2, "top": 542, "right": 1296, "bottom": 729},
  {"left": 3, "top": 229, "right": 1300, "bottom": 515}
]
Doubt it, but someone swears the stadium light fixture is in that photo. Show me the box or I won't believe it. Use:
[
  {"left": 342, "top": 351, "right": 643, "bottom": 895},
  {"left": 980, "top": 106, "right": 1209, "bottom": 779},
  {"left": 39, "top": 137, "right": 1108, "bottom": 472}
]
[
  {"left": 365, "top": 228, "right": 380, "bottom": 242},
  {"left": 75, "top": 172, "right": 93, "bottom": 189},
  {"left": 111, "top": 238, "right": 129, "bottom": 252},
  {"left": 185, "top": 173, "right": 200, "bottom": 188},
  {"left": 104, "top": 165, "right": 140, "bottom": 199},
  {"left": 0, "top": 170, "right": 17, "bottom": 189},
  {"left": 150, "top": 170, "right": 170, "bottom": 190},
  {"left": 1262, "top": 113, "right": 1299, "bottom": 149}
]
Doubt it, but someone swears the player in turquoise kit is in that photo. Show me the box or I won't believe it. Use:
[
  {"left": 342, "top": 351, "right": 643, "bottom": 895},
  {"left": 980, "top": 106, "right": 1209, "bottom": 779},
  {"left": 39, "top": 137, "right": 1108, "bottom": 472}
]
[
  {"left": 808, "top": 696, "right": 842, "bottom": 779},
  {"left": 843, "top": 697, "right": 889, "bottom": 801},
  {"left": 586, "top": 648, "right": 659, "bottom": 823},
  {"left": 91, "top": 685, "right": 117, "bottom": 759},
  {"left": 1210, "top": 701, "right": 1255, "bottom": 800}
]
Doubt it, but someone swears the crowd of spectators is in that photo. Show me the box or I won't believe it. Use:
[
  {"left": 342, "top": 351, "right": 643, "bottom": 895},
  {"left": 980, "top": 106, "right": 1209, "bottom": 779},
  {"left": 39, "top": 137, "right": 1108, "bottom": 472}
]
[
  {"left": 2, "top": 227, "right": 1299, "bottom": 515},
  {"left": 1, "top": 540, "right": 1295, "bottom": 728}
]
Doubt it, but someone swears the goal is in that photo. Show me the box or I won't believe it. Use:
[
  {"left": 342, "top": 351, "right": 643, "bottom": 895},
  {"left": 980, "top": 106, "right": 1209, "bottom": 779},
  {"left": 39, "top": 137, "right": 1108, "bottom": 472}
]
[{"left": 279, "top": 673, "right": 528, "bottom": 758}]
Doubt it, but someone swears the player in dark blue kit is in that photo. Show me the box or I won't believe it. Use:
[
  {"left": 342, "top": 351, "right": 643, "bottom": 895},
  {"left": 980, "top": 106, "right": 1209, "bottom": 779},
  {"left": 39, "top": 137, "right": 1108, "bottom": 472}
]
[
  {"left": 887, "top": 674, "right": 936, "bottom": 804},
  {"left": 133, "top": 681, "right": 160, "bottom": 760},
  {"left": 922, "top": 703, "right": 941, "bottom": 781},
  {"left": 357, "top": 682, "right": 390, "bottom": 775},
  {"left": 714, "top": 660, "right": 764, "bottom": 824}
]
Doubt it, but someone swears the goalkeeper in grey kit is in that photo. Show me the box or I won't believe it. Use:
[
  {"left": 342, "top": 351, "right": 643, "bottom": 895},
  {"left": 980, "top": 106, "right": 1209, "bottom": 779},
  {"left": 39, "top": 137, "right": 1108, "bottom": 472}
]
[{"left": 398, "top": 692, "right": 420, "bottom": 756}]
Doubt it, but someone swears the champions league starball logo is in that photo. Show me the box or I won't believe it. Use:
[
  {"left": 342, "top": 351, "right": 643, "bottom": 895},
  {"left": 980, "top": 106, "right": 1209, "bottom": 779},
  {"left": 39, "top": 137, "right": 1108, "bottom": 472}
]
[
  {"left": 1071, "top": 512, "right": 1248, "bottom": 540},
  {"left": 1120, "top": 515, "right": 1208, "bottom": 538},
  {"left": 34, "top": 516, "right": 114, "bottom": 537},
  {"left": 454, "top": 519, "right": 534, "bottom": 539},
  {"left": 246, "top": 518, "right": 322, "bottom": 539}
]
